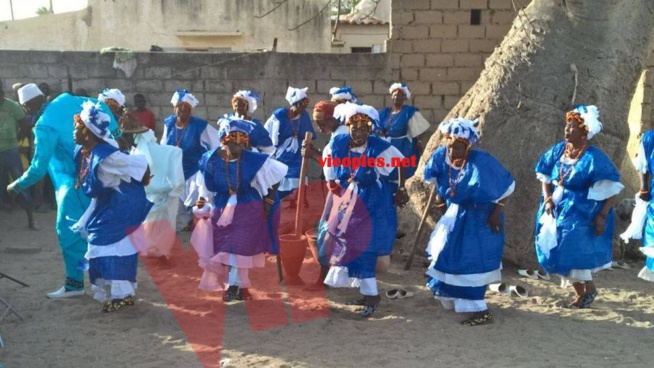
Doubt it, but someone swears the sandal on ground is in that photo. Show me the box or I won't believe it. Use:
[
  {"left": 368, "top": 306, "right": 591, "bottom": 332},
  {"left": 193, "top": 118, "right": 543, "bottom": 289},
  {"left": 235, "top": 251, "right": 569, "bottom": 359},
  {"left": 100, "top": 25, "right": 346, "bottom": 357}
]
[
  {"left": 102, "top": 295, "right": 135, "bottom": 313},
  {"left": 235, "top": 288, "right": 253, "bottom": 301},
  {"left": 361, "top": 295, "right": 381, "bottom": 318},
  {"left": 509, "top": 285, "right": 529, "bottom": 298},
  {"left": 578, "top": 290, "right": 597, "bottom": 308},
  {"left": 488, "top": 283, "right": 508, "bottom": 294},
  {"left": 563, "top": 299, "right": 583, "bottom": 309},
  {"left": 460, "top": 310, "right": 493, "bottom": 326},
  {"left": 223, "top": 286, "right": 239, "bottom": 302},
  {"left": 517, "top": 269, "right": 539, "bottom": 280},
  {"left": 611, "top": 261, "right": 631, "bottom": 270},
  {"left": 385, "top": 289, "right": 414, "bottom": 299}
]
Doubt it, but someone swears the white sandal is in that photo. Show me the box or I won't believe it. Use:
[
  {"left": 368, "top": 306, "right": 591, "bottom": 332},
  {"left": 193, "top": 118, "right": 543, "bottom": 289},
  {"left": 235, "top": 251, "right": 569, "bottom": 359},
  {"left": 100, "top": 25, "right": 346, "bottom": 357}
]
[{"left": 517, "top": 269, "right": 539, "bottom": 280}]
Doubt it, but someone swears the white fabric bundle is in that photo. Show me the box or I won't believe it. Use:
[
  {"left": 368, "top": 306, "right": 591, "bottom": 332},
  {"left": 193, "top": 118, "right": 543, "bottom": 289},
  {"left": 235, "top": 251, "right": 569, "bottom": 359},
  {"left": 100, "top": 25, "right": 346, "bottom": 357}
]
[
  {"left": 426, "top": 204, "right": 459, "bottom": 262},
  {"left": 536, "top": 213, "right": 558, "bottom": 259},
  {"left": 216, "top": 194, "right": 237, "bottom": 227},
  {"left": 620, "top": 194, "right": 649, "bottom": 243}
]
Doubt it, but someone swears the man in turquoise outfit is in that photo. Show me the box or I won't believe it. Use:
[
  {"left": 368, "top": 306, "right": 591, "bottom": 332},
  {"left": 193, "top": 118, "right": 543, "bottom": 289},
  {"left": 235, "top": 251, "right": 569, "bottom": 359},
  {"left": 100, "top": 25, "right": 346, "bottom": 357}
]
[{"left": 6, "top": 84, "right": 120, "bottom": 299}]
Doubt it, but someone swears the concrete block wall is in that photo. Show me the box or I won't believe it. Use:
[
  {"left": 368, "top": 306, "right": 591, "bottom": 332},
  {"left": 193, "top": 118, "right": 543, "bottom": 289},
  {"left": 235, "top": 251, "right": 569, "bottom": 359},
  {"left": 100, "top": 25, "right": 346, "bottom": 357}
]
[
  {"left": 0, "top": 50, "right": 391, "bottom": 132},
  {"left": 388, "top": 0, "right": 530, "bottom": 123}
]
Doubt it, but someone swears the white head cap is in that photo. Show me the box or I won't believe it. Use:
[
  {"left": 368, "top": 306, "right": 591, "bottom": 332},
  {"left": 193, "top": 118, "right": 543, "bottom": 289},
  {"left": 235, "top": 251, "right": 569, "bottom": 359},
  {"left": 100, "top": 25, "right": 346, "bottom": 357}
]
[
  {"left": 334, "top": 102, "right": 380, "bottom": 126},
  {"left": 389, "top": 82, "right": 411, "bottom": 99},
  {"left": 170, "top": 89, "right": 200, "bottom": 108},
  {"left": 98, "top": 88, "right": 126, "bottom": 107},
  {"left": 286, "top": 86, "right": 308, "bottom": 105},
  {"left": 233, "top": 90, "right": 260, "bottom": 114},
  {"left": 17, "top": 83, "right": 44, "bottom": 105}
]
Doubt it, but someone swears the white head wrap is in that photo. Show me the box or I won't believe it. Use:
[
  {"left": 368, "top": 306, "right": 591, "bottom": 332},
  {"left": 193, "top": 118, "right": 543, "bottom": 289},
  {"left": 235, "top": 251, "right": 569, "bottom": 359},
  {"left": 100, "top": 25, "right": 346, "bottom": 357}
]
[
  {"left": 329, "top": 86, "right": 357, "bottom": 103},
  {"left": 171, "top": 89, "right": 200, "bottom": 108},
  {"left": 17, "top": 83, "right": 44, "bottom": 105},
  {"left": 389, "top": 82, "right": 411, "bottom": 99},
  {"left": 334, "top": 102, "right": 379, "bottom": 126},
  {"left": 571, "top": 105, "right": 602, "bottom": 140},
  {"left": 233, "top": 90, "right": 260, "bottom": 114},
  {"left": 79, "top": 101, "right": 119, "bottom": 149},
  {"left": 285, "top": 86, "right": 308, "bottom": 105},
  {"left": 98, "top": 88, "right": 126, "bottom": 107},
  {"left": 438, "top": 117, "right": 480, "bottom": 145}
]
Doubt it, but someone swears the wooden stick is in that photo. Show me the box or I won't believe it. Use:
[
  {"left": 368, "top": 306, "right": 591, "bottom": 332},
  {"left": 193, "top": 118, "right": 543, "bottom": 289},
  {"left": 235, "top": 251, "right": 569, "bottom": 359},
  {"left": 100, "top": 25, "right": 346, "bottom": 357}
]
[
  {"left": 294, "top": 132, "right": 313, "bottom": 238},
  {"left": 404, "top": 185, "right": 436, "bottom": 270}
]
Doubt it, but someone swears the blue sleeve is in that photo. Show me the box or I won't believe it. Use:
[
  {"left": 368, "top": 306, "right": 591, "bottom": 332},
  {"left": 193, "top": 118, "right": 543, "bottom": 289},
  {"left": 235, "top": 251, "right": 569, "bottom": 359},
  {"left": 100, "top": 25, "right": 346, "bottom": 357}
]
[
  {"left": 642, "top": 131, "right": 654, "bottom": 173},
  {"left": 17, "top": 124, "right": 58, "bottom": 189},
  {"left": 423, "top": 146, "right": 445, "bottom": 184},
  {"left": 251, "top": 123, "right": 273, "bottom": 148},
  {"left": 535, "top": 142, "right": 565, "bottom": 176},
  {"left": 199, "top": 151, "right": 219, "bottom": 193},
  {"left": 588, "top": 148, "right": 620, "bottom": 184},
  {"left": 471, "top": 151, "right": 514, "bottom": 202}
]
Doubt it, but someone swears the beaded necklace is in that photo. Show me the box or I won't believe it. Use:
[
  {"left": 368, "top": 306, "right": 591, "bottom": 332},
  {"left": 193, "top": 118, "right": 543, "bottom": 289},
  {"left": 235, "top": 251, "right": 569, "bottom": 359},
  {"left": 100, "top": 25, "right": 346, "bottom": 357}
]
[
  {"left": 447, "top": 158, "right": 467, "bottom": 197},
  {"left": 383, "top": 106, "right": 402, "bottom": 137},
  {"left": 174, "top": 120, "right": 188, "bottom": 147},
  {"left": 75, "top": 149, "right": 92, "bottom": 190},
  {"left": 223, "top": 153, "right": 241, "bottom": 195},
  {"left": 347, "top": 140, "right": 366, "bottom": 183},
  {"left": 558, "top": 142, "right": 588, "bottom": 185}
]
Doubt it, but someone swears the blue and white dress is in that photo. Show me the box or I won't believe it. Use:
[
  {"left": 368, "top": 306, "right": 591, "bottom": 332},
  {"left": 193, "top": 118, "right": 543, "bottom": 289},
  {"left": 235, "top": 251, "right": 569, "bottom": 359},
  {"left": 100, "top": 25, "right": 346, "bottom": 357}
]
[
  {"left": 190, "top": 149, "right": 288, "bottom": 291},
  {"left": 626, "top": 132, "right": 654, "bottom": 281},
  {"left": 534, "top": 142, "right": 623, "bottom": 285},
  {"left": 74, "top": 143, "right": 153, "bottom": 301},
  {"left": 264, "top": 107, "right": 316, "bottom": 199},
  {"left": 424, "top": 146, "right": 515, "bottom": 313},
  {"left": 320, "top": 135, "right": 402, "bottom": 296},
  {"left": 161, "top": 114, "right": 220, "bottom": 225},
  {"left": 376, "top": 106, "right": 430, "bottom": 190}
]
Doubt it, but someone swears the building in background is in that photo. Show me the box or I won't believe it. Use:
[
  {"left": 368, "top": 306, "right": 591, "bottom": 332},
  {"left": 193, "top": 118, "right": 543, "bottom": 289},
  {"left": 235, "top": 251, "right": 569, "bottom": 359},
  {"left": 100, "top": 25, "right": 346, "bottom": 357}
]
[
  {"left": 0, "top": 0, "right": 331, "bottom": 53},
  {"left": 331, "top": 0, "right": 390, "bottom": 54}
]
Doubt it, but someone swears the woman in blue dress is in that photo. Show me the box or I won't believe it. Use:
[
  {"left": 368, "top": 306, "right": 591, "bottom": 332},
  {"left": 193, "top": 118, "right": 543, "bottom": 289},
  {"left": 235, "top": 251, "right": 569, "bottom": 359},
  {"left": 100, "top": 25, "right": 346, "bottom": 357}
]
[
  {"left": 631, "top": 129, "right": 654, "bottom": 282},
  {"left": 161, "top": 89, "right": 220, "bottom": 231},
  {"left": 191, "top": 118, "right": 288, "bottom": 302},
  {"left": 424, "top": 118, "right": 515, "bottom": 326},
  {"left": 72, "top": 101, "right": 153, "bottom": 312},
  {"left": 320, "top": 102, "right": 409, "bottom": 318},
  {"left": 534, "top": 105, "right": 623, "bottom": 308},
  {"left": 223, "top": 90, "right": 275, "bottom": 155},
  {"left": 265, "top": 86, "right": 316, "bottom": 208},
  {"left": 376, "top": 82, "right": 430, "bottom": 191}
]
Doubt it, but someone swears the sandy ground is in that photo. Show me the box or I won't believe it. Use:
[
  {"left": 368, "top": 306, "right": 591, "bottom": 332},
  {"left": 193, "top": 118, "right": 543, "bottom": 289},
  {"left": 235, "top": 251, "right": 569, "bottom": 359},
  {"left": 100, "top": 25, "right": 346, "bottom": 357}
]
[{"left": 1, "top": 201, "right": 654, "bottom": 368}]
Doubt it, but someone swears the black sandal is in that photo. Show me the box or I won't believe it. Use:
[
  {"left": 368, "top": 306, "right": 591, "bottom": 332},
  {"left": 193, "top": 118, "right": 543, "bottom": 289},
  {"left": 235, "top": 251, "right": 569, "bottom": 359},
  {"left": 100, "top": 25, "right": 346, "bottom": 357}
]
[
  {"left": 222, "top": 285, "right": 238, "bottom": 302},
  {"left": 102, "top": 295, "right": 135, "bottom": 313},
  {"left": 460, "top": 310, "right": 493, "bottom": 326},
  {"left": 361, "top": 295, "right": 381, "bottom": 318},
  {"left": 578, "top": 290, "right": 597, "bottom": 308}
]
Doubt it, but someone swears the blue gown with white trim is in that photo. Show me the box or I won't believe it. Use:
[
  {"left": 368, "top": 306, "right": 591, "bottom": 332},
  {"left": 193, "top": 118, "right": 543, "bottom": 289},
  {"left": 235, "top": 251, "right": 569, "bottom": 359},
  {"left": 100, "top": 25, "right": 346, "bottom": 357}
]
[
  {"left": 75, "top": 144, "right": 153, "bottom": 285},
  {"left": 267, "top": 107, "right": 316, "bottom": 198},
  {"left": 424, "top": 146, "right": 514, "bottom": 301},
  {"left": 163, "top": 115, "right": 210, "bottom": 180},
  {"left": 377, "top": 105, "right": 420, "bottom": 182},
  {"left": 200, "top": 149, "right": 275, "bottom": 256},
  {"left": 318, "top": 135, "right": 397, "bottom": 279},
  {"left": 534, "top": 141, "right": 619, "bottom": 276}
]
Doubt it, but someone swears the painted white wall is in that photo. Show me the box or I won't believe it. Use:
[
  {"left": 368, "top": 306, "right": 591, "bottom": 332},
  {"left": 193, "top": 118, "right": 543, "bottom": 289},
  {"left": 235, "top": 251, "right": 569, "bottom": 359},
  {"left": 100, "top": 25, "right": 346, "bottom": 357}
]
[{"left": 0, "top": 0, "right": 331, "bottom": 53}]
